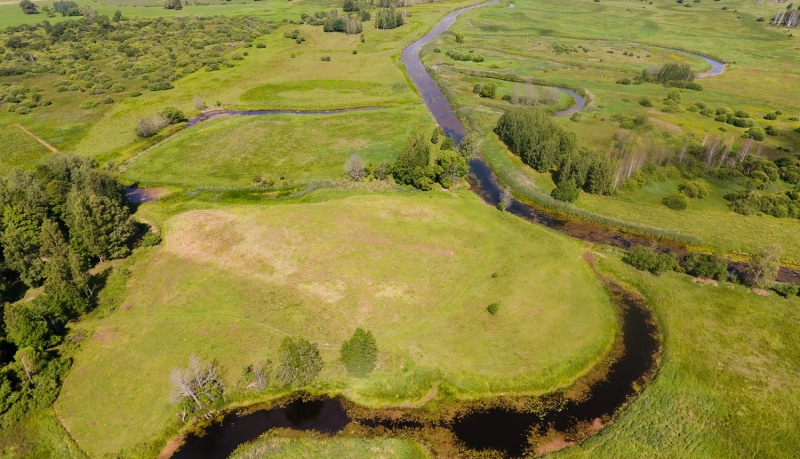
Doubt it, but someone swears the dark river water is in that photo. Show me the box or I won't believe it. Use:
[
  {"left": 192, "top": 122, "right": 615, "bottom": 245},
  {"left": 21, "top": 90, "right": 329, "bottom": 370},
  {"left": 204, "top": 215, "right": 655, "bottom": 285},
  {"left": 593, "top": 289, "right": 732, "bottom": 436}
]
[
  {"left": 152, "top": 4, "right": 771, "bottom": 458},
  {"left": 169, "top": 2, "right": 664, "bottom": 458}
]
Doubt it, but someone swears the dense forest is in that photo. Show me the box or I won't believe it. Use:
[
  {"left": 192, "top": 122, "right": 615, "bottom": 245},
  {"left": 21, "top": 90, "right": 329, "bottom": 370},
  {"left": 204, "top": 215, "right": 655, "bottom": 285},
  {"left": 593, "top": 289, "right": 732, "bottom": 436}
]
[{"left": 0, "top": 155, "right": 139, "bottom": 425}]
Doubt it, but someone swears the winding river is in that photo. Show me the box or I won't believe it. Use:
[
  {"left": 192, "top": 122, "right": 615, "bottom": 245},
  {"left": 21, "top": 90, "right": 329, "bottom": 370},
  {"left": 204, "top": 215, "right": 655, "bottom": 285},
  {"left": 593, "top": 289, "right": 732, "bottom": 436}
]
[{"left": 154, "top": 3, "right": 754, "bottom": 457}]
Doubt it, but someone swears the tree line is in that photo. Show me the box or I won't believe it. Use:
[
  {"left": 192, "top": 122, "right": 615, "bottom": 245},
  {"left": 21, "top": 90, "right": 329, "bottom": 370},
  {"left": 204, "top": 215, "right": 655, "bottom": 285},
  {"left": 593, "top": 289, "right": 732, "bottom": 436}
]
[
  {"left": 171, "top": 328, "right": 378, "bottom": 421},
  {"left": 344, "top": 129, "right": 474, "bottom": 190},
  {"left": 0, "top": 154, "right": 138, "bottom": 425}
]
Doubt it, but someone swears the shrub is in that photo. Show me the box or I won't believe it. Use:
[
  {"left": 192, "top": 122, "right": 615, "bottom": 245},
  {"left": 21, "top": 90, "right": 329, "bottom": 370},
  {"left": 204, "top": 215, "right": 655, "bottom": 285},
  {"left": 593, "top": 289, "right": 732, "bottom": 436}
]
[
  {"left": 79, "top": 100, "right": 98, "bottom": 109},
  {"left": 256, "top": 43, "right": 266, "bottom": 48},
  {"left": 14, "top": 106, "right": 31, "bottom": 115},
  {"left": 275, "top": 337, "right": 323, "bottom": 387},
  {"left": 486, "top": 302, "right": 499, "bottom": 315},
  {"left": 135, "top": 114, "right": 169, "bottom": 138},
  {"left": 340, "top": 328, "right": 378, "bottom": 377},
  {"left": 130, "top": 91, "right": 142, "bottom": 97},
  {"left": 680, "top": 179, "right": 710, "bottom": 198},
  {"left": 663, "top": 193, "right": 689, "bottom": 210},
  {"left": 148, "top": 81, "right": 174, "bottom": 91},
  {"left": 745, "top": 127, "right": 765, "bottom": 141},
  {"left": 681, "top": 252, "right": 728, "bottom": 280},
  {"left": 551, "top": 178, "right": 580, "bottom": 202},
  {"left": 103, "top": 96, "right": 114, "bottom": 104},
  {"left": 160, "top": 106, "right": 187, "bottom": 124},
  {"left": 639, "top": 96, "right": 653, "bottom": 107},
  {"left": 479, "top": 82, "right": 496, "bottom": 99},
  {"left": 772, "top": 282, "right": 799, "bottom": 298},
  {"left": 764, "top": 112, "right": 778, "bottom": 120},
  {"left": 141, "top": 232, "right": 162, "bottom": 247},
  {"left": 623, "top": 246, "right": 677, "bottom": 275},
  {"left": 321, "top": 56, "right": 331, "bottom": 61},
  {"left": 570, "top": 112, "right": 582, "bottom": 122}
]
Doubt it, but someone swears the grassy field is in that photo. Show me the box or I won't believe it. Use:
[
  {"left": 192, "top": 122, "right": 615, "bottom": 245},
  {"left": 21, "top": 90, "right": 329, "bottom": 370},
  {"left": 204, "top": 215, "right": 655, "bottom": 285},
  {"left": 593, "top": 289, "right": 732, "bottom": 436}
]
[
  {"left": 1, "top": 0, "right": 480, "bottom": 168},
  {"left": 55, "top": 191, "right": 617, "bottom": 458},
  {"left": 427, "top": 0, "right": 800, "bottom": 259},
  {"left": 122, "top": 106, "right": 432, "bottom": 188},
  {"left": 0, "top": 125, "right": 54, "bottom": 174},
  {"left": 230, "top": 436, "right": 429, "bottom": 459},
  {"left": 552, "top": 253, "right": 800, "bottom": 458},
  {"left": 0, "top": 408, "right": 86, "bottom": 459}
]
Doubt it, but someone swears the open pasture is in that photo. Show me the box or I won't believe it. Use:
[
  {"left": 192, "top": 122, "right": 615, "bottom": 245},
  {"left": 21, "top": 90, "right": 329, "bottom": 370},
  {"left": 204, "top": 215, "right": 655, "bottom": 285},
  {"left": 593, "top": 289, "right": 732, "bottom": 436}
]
[
  {"left": 121, "top": 106, "right": 433, "bottom": 188},
  {"left": 55, "top": 191, "right": 617, "bottom": 457},
  {"left": 430, "top": 0, "right": 800, "bottom": 260},
  {"left": 553, "top": 254, "right": 800, "bottom": 459},
  {"left": 0, "top": 124, "right": 54, "bottom": 174}
]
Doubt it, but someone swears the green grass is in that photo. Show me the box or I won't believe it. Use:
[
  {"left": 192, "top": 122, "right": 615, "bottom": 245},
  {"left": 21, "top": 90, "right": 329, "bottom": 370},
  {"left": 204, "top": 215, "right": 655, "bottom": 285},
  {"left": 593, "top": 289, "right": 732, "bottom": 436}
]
[
  {"left": 427, "top": 0, "right": 800, "bottom": 258},
  {"left": 0, "top": 409, "right": 86, "bottom": 459},
  {"left": 553, "top": 253, "right": 800, "bottom": 459},
  {"left": 0, "top": 125, "right": 53, "bottom": 174},
  {"left": 230, "top": 436, "right": 430, "bottom": 459},
  {"left": 55, "top": 191, "right": 617, "bottom": 458},
  {"left": 121, "top": 106, "right": 432, "bottom": 188},
  {"left": 1, "top": 0, "right": 481, "bottom": 166}
]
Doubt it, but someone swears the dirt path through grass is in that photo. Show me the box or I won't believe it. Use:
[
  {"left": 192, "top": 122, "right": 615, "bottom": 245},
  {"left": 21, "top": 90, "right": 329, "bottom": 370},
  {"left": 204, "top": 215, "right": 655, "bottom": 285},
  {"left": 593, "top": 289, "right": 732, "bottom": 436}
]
[{"left": 13, "top": 123, "right": 59, "bottom": 153}]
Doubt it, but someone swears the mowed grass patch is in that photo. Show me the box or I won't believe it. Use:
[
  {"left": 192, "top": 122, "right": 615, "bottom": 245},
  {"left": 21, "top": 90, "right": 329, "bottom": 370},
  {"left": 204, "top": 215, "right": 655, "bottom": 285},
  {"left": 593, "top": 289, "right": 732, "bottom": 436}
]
[
  {"left": 553, "top": 255, "right": 800, "bottom": 459},
  {"left": 230, "top": 436, "right": 429, "bottom": 459},
  {"left": 122, "top": 106, "right": 432, "bottom": 187},
  {"left": 56, "top": 192, "right": 617, "bottom": 458},
  {"left": 0, "top": 125, "right": 53, "bottom": 174}
]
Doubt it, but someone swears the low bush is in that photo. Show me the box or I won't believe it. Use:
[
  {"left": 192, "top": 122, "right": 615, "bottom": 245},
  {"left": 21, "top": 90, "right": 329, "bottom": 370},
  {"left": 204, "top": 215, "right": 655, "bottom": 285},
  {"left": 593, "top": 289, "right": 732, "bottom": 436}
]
[
  {"left": 79, "top": 100, "right": 98, "bottom": 109},
  {"left": 623, "top": 246, "right": 677, "bottom": 275},
  {"left": 321, "top": 56, "right": 331, "bottom": 61},
  {"left": 745, "top": 127, "right": 765, "bottom": 141},
  {"left": 148, "top": 81, "right": 174, "bottom": 91},
  {"left": 486, "top": 302, "right": 500, "bottom": 315},
  {"left": 681, "top": 252, "right": 728, "bottom": 280},
  {"left": 764, "top": 112, "right": 778, "bottom": 120},
  {"left": 771, "top": 282, "right": 799, "bottom": 298},
  {"left": 551, "top": 178, "right": 580, "bottom": 202},
  {"left": 479, "top": 82, "right": 496, "bottom": 99},
  {"left": 639, "top": 96, "right": 653, "bottom": 107},
  {"left": 680, "top": 179, "right": 710, "bottom": 198},
  {"left": 663, "top": 193, "right": 689, "bottom": 210}
]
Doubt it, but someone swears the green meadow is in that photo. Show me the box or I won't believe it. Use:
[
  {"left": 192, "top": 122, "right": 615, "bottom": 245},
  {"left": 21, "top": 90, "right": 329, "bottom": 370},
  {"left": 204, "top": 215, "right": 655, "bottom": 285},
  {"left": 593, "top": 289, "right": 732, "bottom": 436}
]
[
  {"left": 1, "top": 0, "right": 800, "bottom": 457},
  {"left": 229, "top": 436, "right": 430, "bottom": 459},
  {"left": 430, "top": 0, "right": 800, "bottom": 260},
  {"left": 55, "top": 191, "right": 616, "bottom": 457},
  {"left": 122, "top": 107, "right": 432, "bottom": 188},
  {"left": 554, "top": 253, "right": 800, "bottom": 459}
]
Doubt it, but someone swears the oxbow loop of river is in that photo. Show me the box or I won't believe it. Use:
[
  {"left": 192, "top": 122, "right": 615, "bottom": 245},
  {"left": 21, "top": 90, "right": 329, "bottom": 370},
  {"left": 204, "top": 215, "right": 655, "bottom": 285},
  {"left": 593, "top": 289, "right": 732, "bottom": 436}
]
[{"left": 167, "top": 2, "right": 677, "bottom": 458}]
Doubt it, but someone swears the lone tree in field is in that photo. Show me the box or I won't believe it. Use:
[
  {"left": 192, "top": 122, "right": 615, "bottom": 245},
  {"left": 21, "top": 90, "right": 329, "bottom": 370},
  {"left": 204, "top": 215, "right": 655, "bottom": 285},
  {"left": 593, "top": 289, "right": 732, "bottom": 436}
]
[
  {"left": 164, "top": 0, "right": 182, "bottom": 10},
  {"left": 744, "top": 245, "right": 782, "bottom": 288},
  {"left": 170, "top": 355, "right": 224, "bottom": 421},
  {"left": 340, "top": 328, "right": 378, "bottom": 377},
  {"left": 275, "top": 337, "right": 323, "bottom": 387},
  {"left": 345, "top": 154, "right": 366, "bottom": 181}
]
